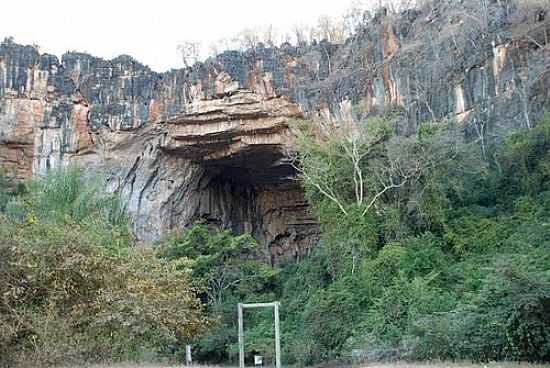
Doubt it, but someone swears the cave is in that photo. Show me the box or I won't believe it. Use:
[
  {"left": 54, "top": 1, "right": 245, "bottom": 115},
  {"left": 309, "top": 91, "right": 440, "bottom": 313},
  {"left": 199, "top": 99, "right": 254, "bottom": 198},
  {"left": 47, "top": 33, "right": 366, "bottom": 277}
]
[
  {"left": 161, "top": 91, "right": 319, "bottom": 264},
  {"left": 191, "top": 146, "right": 317, "bottom": 265}
]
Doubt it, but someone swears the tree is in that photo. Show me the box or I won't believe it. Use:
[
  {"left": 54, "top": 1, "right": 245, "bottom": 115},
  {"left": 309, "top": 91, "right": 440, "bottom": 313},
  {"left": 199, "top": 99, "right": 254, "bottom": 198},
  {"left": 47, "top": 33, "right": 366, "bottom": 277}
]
[
  {"left": 291, "top": 23, "right": 308, "bottom": 45},
  {"left": 159, "top": 224, "right": 274, "bottom": 307},
  {"left": 1, "top": 36, "right": 15, "bottom": 45},
  {"left": 158, "top": 225, "right": 278, "bottom": 362},
  {"left": 262, "top": 24, "right": 279, "bottom": 47},
  {"left": 292, "top": 117, "right": 421, "bottom": 217},
  {"left": 316, "top": 15, "right": 345, "bottom": 44},
  {"left": 176, "top": 40, "right": 201, "bottom": 113},
  {"left": 177, "top": 40, "right": 201, "bottom": 68},
  {"left": 233, "top": 27, "right": 262, "bottom": 50},
  {"left": 343, "top": 0, "right": 369, "bottom": 37}
]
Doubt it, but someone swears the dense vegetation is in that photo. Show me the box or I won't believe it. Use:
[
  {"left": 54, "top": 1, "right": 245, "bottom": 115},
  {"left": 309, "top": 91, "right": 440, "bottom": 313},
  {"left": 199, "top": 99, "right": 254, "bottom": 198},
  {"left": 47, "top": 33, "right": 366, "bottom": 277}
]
[
  {"left": 0, "top": 169, "right": 207, "bottom": 367},
  {"left": 1, "top": 115, "right": 550, "bottom": 367},
  {"left": 158, "top": 115, "right": 550, "bottom": 365}
]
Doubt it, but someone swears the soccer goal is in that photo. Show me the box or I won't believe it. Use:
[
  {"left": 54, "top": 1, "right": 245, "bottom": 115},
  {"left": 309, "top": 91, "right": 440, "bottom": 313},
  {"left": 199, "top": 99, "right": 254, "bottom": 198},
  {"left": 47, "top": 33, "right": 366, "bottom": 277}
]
[{"left": 237, "top": 301, "right": 281, "bottom": 368}]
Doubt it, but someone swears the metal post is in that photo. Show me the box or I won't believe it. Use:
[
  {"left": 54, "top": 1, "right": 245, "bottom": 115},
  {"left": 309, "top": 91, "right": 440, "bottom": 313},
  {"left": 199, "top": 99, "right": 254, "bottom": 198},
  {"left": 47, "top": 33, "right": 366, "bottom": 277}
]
[
  {"left": 274, "top": 302, "right": 281, "bottom": 368},
  {"left": 185, "top": 344, "right": 192, "bottom": 366},
  {"left": 238, "top": 303, "right": 245, "bottom": 368}
]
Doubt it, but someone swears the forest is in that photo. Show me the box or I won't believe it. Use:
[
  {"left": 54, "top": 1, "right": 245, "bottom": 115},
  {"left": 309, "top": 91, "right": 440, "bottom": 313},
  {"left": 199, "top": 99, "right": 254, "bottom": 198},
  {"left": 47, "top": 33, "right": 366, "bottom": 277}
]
[{"left": 1, "top": 113, "right": 549, "bottom": 367}]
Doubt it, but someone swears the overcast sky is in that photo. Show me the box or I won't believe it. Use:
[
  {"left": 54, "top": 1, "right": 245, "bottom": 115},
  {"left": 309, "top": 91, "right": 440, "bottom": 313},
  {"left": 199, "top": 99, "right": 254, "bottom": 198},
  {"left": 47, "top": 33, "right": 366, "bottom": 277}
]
[{"left": 0, "top": 0, "right": 355, "bottom": 72}]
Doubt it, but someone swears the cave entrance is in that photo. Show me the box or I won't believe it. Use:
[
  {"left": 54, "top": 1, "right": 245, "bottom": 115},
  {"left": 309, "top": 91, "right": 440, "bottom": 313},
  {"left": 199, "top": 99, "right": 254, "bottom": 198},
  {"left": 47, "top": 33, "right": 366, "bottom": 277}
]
[{"left": 197, "top": 160, "right": 317, "bottom": 265}]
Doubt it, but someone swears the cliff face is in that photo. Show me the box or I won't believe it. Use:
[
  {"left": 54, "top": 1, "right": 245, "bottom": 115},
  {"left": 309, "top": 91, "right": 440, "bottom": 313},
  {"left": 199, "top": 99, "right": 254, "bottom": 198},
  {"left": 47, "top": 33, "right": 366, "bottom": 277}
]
[
  {"left": 0, "top": 0, "right": 549, "bottom": 258},
  {"left": 101, "top": 91, "right": 318, "bottom": 262}
]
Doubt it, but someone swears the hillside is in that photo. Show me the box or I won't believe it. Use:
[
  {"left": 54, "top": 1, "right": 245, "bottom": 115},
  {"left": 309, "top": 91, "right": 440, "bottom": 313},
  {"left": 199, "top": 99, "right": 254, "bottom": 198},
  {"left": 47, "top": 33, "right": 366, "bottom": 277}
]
[{"left": 0, "top": 0, "right": 549, "bottom": 366}]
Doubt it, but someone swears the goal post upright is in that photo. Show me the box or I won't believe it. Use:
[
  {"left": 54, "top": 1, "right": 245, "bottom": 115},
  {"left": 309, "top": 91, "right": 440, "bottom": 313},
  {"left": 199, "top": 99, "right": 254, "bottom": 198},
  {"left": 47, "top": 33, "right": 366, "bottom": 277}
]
[
  {"left": 238, "top": 302, "right": 245, "bottom": 368},
  {"left": 274, "top": 301, "right": 281, "bottom": 368}
]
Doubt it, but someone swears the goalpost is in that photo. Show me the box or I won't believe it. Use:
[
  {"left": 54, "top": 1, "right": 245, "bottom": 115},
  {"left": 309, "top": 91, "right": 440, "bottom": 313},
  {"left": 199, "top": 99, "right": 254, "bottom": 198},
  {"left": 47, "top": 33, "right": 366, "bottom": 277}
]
[{"left": 237, "top": 302, "right": 281, "bottom": 368}]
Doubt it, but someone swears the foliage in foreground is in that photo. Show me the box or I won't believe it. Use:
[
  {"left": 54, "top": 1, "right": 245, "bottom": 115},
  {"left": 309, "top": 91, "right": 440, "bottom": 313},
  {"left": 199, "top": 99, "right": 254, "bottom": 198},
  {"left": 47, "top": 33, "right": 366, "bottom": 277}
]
[
  {"left": 2, "top": 114, "right": 550, "bottom": 366},
  {"left": 0, "top": 168, "right": 208, "bottom": 367},
  {"left": 173, "top": 116, "right": 550, "bottom": 365},
  {"left": 157, "top": 224, "right": 278, "bottom": 363}
]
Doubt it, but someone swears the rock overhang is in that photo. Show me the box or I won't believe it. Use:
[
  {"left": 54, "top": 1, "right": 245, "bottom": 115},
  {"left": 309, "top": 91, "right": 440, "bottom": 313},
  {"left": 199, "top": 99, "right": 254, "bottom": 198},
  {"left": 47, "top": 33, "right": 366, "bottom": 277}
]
[
  {"left": 160, "top": 90, "right": 303, "bottom": 186},
  {"left": 97, "top": 89, "right": 319, "bottom": 262}
]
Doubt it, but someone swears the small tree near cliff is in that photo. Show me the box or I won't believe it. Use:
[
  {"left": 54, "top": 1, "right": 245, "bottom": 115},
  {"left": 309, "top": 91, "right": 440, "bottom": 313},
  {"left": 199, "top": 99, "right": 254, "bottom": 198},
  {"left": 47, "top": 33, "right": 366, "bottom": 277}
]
[
  {"left": 292, "top": 117, "right": 421, "bottom": 277},
  {"left": 177, "top": 40, "right": 201, "bottom": 68},
  {"left": 159, "top": 224, "right": 275, "bottom": 307},
  {"left": 292, "top": 117, "right": 422, "bottom": 217}
]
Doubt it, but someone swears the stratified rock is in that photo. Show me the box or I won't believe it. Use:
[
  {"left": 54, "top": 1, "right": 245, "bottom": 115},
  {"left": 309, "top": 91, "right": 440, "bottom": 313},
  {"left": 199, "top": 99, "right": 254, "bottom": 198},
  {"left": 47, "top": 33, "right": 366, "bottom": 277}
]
[
  {"left": 103, "top": 91, "right": 318, "bottom": 263},
  {"left": 1, "top": 0, "right": 550, "bottom": 260},
  {"left": 164, "top": 91, "right": 301, "bottom": 175}
]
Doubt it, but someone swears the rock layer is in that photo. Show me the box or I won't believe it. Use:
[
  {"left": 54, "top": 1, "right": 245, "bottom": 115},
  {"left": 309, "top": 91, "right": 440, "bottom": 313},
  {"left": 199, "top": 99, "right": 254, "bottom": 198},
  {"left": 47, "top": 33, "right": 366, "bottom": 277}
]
[
  {"left": 164, "top": 91, "right": 301, "bottom": 183},
  {"left": 1, "top": 0, "right": 550, "bottom": 258},
  {"left": 103, "top": 91, "right": 318, "bottom": 263}
]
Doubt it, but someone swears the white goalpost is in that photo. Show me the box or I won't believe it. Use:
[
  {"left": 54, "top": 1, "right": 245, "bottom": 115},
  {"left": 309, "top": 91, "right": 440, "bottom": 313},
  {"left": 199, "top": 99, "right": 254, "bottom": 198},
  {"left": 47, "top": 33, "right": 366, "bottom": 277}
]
[{"left": 237, "top": 301, "right": 281, "bottom": 368}]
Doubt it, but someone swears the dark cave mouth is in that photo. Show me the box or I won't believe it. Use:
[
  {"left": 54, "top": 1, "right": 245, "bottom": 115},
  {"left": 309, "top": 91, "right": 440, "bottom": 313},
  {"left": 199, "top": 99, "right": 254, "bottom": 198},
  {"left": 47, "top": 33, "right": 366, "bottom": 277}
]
[
  {"left": 186, "top": 144, "right": 317, "bottom": 262},
  {"left": 202, "top": 152, "right": 298, "bottom": 188}
]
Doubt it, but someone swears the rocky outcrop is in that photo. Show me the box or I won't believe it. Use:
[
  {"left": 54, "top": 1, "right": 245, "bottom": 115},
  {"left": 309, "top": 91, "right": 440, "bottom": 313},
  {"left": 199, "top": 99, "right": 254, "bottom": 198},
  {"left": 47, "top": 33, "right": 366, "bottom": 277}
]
[
  {"left": 0, "top": 0, "right": 549, "bottom": 258},
  {"left": 101, "top": 90, "right": 318, "bottom": 263},
  {"left": 164, "top": 91, "right": 300, "bottom": 171}
]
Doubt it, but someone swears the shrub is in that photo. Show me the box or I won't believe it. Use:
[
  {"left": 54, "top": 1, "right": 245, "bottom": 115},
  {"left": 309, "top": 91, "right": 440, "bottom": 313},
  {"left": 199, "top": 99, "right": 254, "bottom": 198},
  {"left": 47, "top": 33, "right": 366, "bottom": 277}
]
[
  {"left": 0, "top": 168, "right": 208, "bottom": 367},
  {"left": 158, "top": 224, "right": 277, "bottom": 364},
  {"left": 0, "top": 219, "right": 207, "bottom": 367},
  {"left": 499, "top": 114, "right": 550, "bottom": 197}
]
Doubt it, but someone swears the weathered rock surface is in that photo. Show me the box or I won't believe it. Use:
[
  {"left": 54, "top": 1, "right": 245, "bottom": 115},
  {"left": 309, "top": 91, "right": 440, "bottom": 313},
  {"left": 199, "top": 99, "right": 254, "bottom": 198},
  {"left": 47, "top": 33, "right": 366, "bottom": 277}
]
[
  {"left": 1, "top": 0, "right": 549, "bottom": 258},
  {"left": 103, "top": 91, "right": 318, "bottom": 263}
]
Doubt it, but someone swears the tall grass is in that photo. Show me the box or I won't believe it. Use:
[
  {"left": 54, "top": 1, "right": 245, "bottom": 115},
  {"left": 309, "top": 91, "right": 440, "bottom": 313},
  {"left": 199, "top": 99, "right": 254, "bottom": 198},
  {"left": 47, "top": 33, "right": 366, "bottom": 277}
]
[
  {"left": 28, "top": 166, "right": 127, "bottom": 226},
  {"left": 3, "top": 166, "right": 131, "bottom": 254}
]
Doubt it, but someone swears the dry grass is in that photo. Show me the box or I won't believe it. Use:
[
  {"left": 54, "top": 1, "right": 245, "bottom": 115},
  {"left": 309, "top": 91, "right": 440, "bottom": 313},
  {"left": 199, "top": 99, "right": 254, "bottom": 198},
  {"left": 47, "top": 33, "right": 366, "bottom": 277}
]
[
  {"left": 82, "top": 363, "right": 224, "bottom": 368},
  {"left": 79, "top": 365, "right": 222, "bottom": 368},
  {"left": 61, "top": 363, "right": 550, "bottom": 368},
  {"left": 360, "top": 363, "right": 550, "bottom": 368}
]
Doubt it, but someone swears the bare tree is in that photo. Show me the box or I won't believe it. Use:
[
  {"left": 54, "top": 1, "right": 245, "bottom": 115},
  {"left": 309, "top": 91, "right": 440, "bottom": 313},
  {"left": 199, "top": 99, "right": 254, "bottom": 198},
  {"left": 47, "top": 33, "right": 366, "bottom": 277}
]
[
  {"left": 177, "top": 41, "right": 201, "bottom": 68},
  {"left": 292, "top": 118, "right": 421, "bottom": 217},
  {"left": 308, "top": 25, "right": 321, "bottom": 44},
  {"left": 233, "top": 27, "right": 262, "bottom": 50},
  {"left": 262, "top": 24, "right": 279, "bottom": 47},
  {"left": 291, "top": 23, "right": 308, "bottom": 45},
  {"left": 343, "top": 0, "right": 369, "bottom": 37},
  {"left": 379, "top": 0, "right": 419, "bottom": 12},
  {"left": 208, "top": 41, "right": 221, "bottom": 58},
  {"left": 317, "top": 15, "right": 346, "bottom": 43}
]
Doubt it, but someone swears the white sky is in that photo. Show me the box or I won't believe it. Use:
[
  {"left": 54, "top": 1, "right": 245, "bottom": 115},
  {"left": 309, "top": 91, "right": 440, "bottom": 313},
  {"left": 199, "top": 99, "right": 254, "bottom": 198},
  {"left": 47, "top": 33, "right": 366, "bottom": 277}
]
[{"left": 0, "top": 0, "right": 355, "bottom": 72}]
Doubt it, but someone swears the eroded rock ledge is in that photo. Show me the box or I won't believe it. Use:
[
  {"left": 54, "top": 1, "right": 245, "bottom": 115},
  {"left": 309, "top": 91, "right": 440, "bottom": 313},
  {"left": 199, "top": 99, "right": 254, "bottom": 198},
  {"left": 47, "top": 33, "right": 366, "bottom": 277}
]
[
  {"left": 106, "top": 90, "right": 318, "bottom": 263},
  {"left": 163, "top": 91, "right": 302, "bottom": 184}
]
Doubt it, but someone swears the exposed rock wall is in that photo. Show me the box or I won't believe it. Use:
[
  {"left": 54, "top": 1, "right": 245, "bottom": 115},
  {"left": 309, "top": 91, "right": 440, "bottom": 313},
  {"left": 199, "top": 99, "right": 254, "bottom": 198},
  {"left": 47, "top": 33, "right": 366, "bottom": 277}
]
[
  {"left": 101, "top": 91, "right": 318, "bottom": 263},
  {"left": 0, "top": 0, "right": 549, "bottom": 257}
]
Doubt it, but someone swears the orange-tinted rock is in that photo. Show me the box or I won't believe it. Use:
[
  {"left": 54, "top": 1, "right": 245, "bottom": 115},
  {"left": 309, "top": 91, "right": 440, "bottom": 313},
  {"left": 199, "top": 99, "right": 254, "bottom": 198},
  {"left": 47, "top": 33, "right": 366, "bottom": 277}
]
[
  {"left": 0, "top": 98, "right": 41, "bottom": 179},
  {"left": 104, "top": 90, "right": 318, "bottom": 263}
]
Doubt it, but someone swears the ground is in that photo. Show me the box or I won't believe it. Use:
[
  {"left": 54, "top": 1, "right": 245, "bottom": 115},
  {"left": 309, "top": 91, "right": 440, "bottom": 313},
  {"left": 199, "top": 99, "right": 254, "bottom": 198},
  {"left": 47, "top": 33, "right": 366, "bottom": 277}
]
[{"left": 73, "top": 362, "right": 550, "bottom": 368}]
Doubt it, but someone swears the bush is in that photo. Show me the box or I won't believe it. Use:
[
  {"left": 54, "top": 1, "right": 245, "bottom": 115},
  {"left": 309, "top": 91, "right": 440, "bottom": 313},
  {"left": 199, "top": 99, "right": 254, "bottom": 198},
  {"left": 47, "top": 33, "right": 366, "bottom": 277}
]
[
  {"left": 4, "top": 166, "right": 130, "bottom": 255},
  {"left": 500, "top": 114, "right": 550, "bottom": 196},
  {"left": 158, "top": 224, "right": 278, "bottom": 364},
  {"left": 0, "top": 218, "right": 207, "bottom": 367},
  {"left": 0, "top": 168, "right": 208, "bottom": 367},
  {"left": 302, "top": 279, "right": 362, "bottom": 360},
  {"left": 0, "top": 168, "right": 25, "bottom": 212}
]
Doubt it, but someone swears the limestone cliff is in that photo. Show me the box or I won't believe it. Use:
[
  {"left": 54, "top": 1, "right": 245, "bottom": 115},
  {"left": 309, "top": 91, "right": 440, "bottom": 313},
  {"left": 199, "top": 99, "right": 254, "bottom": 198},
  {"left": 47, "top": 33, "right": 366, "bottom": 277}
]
[
  {"left": 90, "top": 91, "right": 317, "bottom": 263},
  {"left": 1, "top": 0, "right": 549, "bottom": 258}
]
